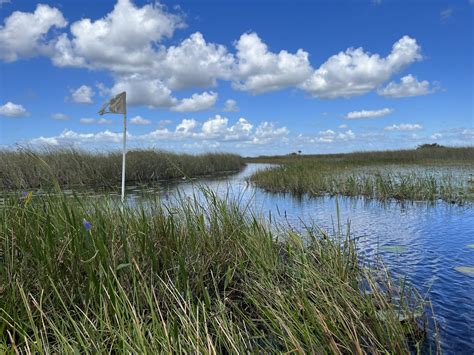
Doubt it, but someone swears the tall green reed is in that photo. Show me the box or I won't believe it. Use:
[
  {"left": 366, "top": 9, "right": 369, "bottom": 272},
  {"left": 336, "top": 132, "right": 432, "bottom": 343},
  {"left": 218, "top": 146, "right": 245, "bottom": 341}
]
[
  {"left": 0, "top": 191, "right": 429, "bottom": 353},
  {"left": 0, "top": 148, "right": 245, "bottom": 190}
]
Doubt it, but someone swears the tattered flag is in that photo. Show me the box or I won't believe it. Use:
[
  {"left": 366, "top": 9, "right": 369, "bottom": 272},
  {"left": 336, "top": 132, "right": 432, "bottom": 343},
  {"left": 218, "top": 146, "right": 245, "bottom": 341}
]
[{"left": 98, "top": 92, "right": 126, "bottom": 115}]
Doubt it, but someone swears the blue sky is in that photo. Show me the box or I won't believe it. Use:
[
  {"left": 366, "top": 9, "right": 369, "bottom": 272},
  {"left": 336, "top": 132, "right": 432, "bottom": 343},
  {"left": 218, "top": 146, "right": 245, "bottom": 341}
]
[{"left": 0, "top": 0, "right": 472, "bottom": 155}]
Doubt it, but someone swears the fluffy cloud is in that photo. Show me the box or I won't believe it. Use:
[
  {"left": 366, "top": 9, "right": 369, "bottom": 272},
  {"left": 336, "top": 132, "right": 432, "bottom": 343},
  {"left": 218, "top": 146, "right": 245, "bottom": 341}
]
[
  {"left": 171, "top": 91, "right": 217, "bottom": 112},
  {"left": 345, "top": 108, "right": 393, "bottom": 119},
  {"left": 52, "top": 0, "right": 183, "bottom": 71},
  {"left": 202, "top": 115, "right": 230, "bottom": 137},
  {"left": 130, "top": 115, "right": 151, "bottom": 125},
  {"left": 80, "top": 117, "right": 112, "bottom": 125},
  {"left": 31, "top": 129, "right": 124, "bottom": 146},
  {"left": 233, "top": 32, "right": 312, "bottom": 94},
  {"left": 106, "top": 77, "right": 218, "bottom": 111},
  {"left": 145, "top": 116, "right": 283, "bottom": 144},
  {"left": 49, "top": 1, "right": 232, "bottom": 94},
  {"left": 428, "top": 128, "right": 473, "bottom": 143},
  {"left": 377, "top": 74, "right": 438, "bottom": 98},
  {"left": 384, "top": 123, "right": 422, "bottom": 131},
  {"left": 0, "top": 4, "right": 67, "bottom": 62},
  {"left": 223, "top": 99, "right": 239, "bottom": 112},
  {"left": 159, "top": 32, "right": 234, "bottom": 90},
  {"left": 252, "top": 122, "right": 289, "bottom": 144},
  {"left": 110, "top": 75, "right": 177, "bottom": 108},
  {"left": 297, "top": 128, "right": 356, "bottom": 144},
  {"left": 0, "top": 102, "right": 29, "bottom": 117},
  {"left": 175, "top": 118, "right": 197, "bottom": 134},
  {"left": 72, "top": 85, "right": 95, "bottom": 104},
  {"left": 29, "top": 115, "right": 288, "bottom": 147},
  {"left": 0, "top": 1, "right": 431, "bottom": 111},
  {"left": 300, "top": 36, "right": 422, "bottom": 98},
  {"left": 226, "top": 118, "right": 253, "bottom": 141},
  {"left": 314, "top": 129, "right": 356, "bottom": 143},
  {"left": 51, "top": 113, "right": 70, "bottom": 120}
]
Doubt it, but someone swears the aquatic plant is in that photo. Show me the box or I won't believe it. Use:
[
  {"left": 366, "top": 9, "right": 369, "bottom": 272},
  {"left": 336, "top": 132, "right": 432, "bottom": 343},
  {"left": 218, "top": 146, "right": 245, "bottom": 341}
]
[
  {"left": 0, "top": 148, "right": 245, "bottom": 190},
  {"left": 249, "top": 147, "right": 474, "bottom": 203},
  {"left": 247, "top": 146, "right": 474, "bottom": 165},
  {"left": 0, "top": 191, "right": 428, "bottom": 353}
]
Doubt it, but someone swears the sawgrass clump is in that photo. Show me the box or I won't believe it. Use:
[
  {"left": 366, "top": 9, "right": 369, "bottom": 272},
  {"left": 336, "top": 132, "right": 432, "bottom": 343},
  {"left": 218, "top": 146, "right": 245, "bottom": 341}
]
[
  {"left": 0, "top": 148, "right": 245, "bottom": 190},
  {"left": 249, "top": 147, "right": 474, "bottom": 203},
  {"left": 0, "top": 192, "right": 427, "bottom": 353}
]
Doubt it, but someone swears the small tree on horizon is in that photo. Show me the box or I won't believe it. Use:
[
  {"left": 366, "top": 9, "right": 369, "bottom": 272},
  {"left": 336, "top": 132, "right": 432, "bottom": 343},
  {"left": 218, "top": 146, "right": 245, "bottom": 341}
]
[{"left": 417, "top": 143, "right": 445, "bottom": 149}]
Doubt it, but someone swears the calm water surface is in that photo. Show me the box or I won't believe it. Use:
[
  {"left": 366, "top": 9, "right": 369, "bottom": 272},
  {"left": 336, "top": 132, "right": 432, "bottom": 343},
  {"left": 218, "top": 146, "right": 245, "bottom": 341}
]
[{"left": 124, "top": 163, "right": 473, "bottom": 353}]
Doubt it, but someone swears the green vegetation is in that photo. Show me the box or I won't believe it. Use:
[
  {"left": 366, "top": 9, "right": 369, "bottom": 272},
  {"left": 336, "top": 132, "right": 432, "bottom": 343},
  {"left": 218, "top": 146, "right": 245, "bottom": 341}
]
[
  {"left": 0, "top": 192, "right": 428, "bottom": 353},
  {"left": 0, "top": 148, "right": 245, "bottom": 190},
  {"left": 248, "top": 147, "right": 474, "bottom": 203}
]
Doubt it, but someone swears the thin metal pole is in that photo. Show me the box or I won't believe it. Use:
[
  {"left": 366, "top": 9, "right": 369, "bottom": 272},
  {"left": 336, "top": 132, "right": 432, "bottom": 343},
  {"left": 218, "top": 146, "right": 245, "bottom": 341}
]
[{"left": 121, "top": 111, "right": 127, "bottom": 203}]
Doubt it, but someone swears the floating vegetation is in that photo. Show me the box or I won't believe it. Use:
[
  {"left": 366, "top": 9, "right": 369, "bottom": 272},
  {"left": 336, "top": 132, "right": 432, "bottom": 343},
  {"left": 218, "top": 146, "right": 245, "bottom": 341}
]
[
  {"left": 454, "top": 266, "right": 474, "bottom": 276},
  {"left": 466, "top": 244, "right": 474, "bottom": 249}
]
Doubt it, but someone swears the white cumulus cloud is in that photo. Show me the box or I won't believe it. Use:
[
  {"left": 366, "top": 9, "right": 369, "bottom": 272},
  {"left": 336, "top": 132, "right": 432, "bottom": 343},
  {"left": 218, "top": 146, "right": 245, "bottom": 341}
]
[
  {"left": 384, "top": 123, "right": 423, "bottom": 131},
  {"left": 0, "top": 102, "right": 29, "bottom": 117},
  {"left": 52, "top": 0, "right": 183, "bottom": 71},
  {"left": 80, "top": 117, "right": 112, "bottom": 125},
  {"left": 171, "top": 91, "right": 218, "bottom": 112},
  {"left": 130, "top": 115, "right": 151, "bottom": 125},
  {"left": 175, "top": 118, "right": 197, "bottom": 134},
  {"left": 202, "top": 115, "right": 228, "bottom": 137},
  {"left": 300, "top": 36, "right": 422, "bottom": 98},
  {"left": 233, "top": 32, "right": 312, "bottom": 94},
  {"left": 252, "top": 122, "right": 289, "bottom": 144},
  {"left": 159, "top": 32, "right": 234, "bottom": 90},
  {"left": 72, "top": 85, "right": 95, "bottom": 104},
  {"left": 0, "top": 2, "right": 432, "bottom": 111},
  {"left": 110, "top": 75, "right": 177, "bottom": 108},
  {"left": 378, "top": 74, "right": 438, "bottom": 98},
  {"left": 223, "top": 99, "right": 239, "bottom": 112},
  {"left": 345, "top": 108, "right": 393, "bottom": 119},
  {"left": 28, "top": 115, "right": 288, "bottom": 148},
  {"left": 0, "top": 4, "right": 67, "bottom": 62}
]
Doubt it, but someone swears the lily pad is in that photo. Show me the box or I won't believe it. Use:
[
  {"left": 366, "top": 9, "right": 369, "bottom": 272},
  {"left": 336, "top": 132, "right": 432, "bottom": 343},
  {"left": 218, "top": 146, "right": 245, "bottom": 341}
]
[
  {"left": 454, "top": 266, "right": 474, "bottom": 277},
  {"left": 466, "top": 244, "right": 474, "bottom": 249},
  {"left": 380, "top": 245, "right": 406, "bottom": 253}
]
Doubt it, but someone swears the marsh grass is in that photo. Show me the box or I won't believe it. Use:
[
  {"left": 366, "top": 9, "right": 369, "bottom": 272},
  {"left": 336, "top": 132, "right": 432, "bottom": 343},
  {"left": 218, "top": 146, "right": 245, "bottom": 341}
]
[
  {"left": 0, "top": 148, "right": 245, "bottom": 190},
  {"left": 249, "top": 147, "right": 474, "bottom": 203},
  {"left": 247, "top": 146, "right": 474, "bottom": 165},
  {"left": 0, "top": 191, "right": 429, "bottom": 353}
]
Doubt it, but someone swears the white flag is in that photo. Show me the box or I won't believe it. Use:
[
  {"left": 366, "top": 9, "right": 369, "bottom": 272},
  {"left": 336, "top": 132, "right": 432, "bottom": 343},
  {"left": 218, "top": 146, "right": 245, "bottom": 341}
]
[{"left": 98, "top": 92, "right": 126, "bottom": 115}]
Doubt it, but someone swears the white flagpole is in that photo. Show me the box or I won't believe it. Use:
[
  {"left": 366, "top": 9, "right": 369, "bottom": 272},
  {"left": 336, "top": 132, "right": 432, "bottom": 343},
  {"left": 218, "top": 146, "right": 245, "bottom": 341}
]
[
  {"left": 98, "top": 91, "right": 127, "bottom": 204},
  {"left": 121, "top": 110, "right": 127, "bottom": 203}
]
